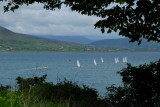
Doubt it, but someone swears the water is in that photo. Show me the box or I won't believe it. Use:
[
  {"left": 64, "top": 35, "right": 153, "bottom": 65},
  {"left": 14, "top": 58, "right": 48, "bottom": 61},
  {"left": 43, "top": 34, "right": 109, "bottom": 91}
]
[{"left": 0, "top": 52, "right": 160, "bottom": 96}]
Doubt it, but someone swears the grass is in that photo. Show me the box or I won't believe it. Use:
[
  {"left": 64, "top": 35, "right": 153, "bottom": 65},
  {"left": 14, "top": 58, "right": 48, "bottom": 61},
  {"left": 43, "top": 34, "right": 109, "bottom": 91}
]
[{"left": 0, "top": 91, "right": 68, "bottom": 107}]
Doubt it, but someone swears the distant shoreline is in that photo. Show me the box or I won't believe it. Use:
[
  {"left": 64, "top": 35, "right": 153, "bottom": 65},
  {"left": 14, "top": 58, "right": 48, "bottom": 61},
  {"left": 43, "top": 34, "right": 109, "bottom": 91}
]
[{"left": 0, "top": 50, "right": 160, "bottom": 52}]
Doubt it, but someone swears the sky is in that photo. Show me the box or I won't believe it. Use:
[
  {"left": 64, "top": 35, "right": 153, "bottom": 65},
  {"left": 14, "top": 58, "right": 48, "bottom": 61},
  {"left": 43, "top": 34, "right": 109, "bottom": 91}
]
[{"left": 0, "top": 3, "right": 121, "bottom": 40}]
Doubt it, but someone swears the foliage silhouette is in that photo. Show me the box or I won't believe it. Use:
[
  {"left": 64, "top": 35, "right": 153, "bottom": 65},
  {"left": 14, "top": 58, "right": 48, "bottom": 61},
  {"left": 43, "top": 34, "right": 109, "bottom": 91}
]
[
  {"left": 106, "top": 60, "right": 160, "bottom": 107},
  {"left": 15, "top": 75, "right": 107, "bottom": 107},
  {"left": 16, "top": 74, "right": 47, "bottom": 90},
  {"left": 0, "top": 84, "right": 11, "bottom": 92}
]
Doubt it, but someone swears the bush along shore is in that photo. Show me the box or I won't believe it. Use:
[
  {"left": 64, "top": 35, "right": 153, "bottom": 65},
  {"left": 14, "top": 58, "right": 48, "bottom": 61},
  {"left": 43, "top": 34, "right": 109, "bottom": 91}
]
[
  {"left": 0, "top": 75, "right": 107, "bottom": 107},
  {"left": 0, "top": 59, "right": 160, "bottom": 107}
]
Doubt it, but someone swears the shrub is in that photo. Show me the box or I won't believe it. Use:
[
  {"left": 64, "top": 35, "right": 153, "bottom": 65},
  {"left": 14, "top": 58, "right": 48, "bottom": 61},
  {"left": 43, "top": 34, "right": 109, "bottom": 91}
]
[
  {"left": 0, "top": 84, "right": 11, "bottom": 92},
  {"left": 106, "top": 60, "right": 160, "bottom": 107},
  {"left": 16, "top": 75, "right": 107, "bottom": 107},
  {"left": 16, "top": 74, "right": 47, "bottom": 90},
  {"left": 31, "top": 80, "right": 104, "bottom": 107}
]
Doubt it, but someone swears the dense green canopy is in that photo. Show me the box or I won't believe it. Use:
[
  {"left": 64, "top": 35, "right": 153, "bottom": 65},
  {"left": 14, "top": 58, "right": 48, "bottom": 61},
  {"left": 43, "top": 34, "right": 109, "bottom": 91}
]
[{"left": 1, "top": 0, "right": 160, "bottom": 44}]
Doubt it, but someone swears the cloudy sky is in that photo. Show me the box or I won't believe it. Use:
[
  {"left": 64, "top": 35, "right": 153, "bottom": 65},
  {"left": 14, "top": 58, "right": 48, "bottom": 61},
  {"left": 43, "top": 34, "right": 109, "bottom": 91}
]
[{"left": 0, "top": 3, "right": 120, "bottom": 40}]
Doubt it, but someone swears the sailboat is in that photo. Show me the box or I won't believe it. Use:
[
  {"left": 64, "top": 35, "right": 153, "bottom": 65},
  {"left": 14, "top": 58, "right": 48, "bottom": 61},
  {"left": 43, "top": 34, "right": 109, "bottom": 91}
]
[
  {"left": 124, "top": 57, "right": 127, "bottom": 63},
  {"left": 118, "top": 58, "right": 119, "bottom": 63},
  {"left": 44, "top": 65, "right": 48, "bottom": 69},
  {"left": 101, "top": 57, "right": 104, "bottom": 63},
  {"left": 123, "top": 57, "right": 127, "bottom": 63},
  {"left": 94, "top": 59, "right": 97, "bottom": 66},
  {"left": 77, "top": 60, "right": 81, "bottom": 68},
  {"left": 115, "top": 57, "right": 119, "bottom": 64},
  {"left": 123, "top": 57, "right": 125, "bottom": 63}
]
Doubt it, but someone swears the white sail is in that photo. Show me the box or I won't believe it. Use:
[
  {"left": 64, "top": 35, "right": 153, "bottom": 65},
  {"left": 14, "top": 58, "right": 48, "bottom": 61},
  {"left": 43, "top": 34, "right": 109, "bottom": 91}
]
[
  {"left": 115, "top": 57, "right": 119, "bottom": 64},
  {"left": 115, "top": 57, "right": 117, "bottom": 64},
  {"left": 101, "top": 57, "right": 104, "bottom": 63},
  {"left": 94, "top": 59, "right": 97, "bottom": 66},
  {"left": 123, "top": 57, "right": 127, "bottom": 63},
  {"left": 117, "top": 57, "right": 119, "bottom": 63},
  {"left": 77, "top": 60, "right": 81, "bottom": 68},
  {"left": 125, "top": 57, "right": 127, "bottom": 63},
  {"left": 123, "top": 57, "right": 125, "bottom": 63}
]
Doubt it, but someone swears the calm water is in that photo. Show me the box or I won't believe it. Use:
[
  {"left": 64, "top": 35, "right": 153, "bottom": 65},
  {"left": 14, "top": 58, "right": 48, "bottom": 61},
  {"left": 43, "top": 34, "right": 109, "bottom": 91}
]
[{"left": 0, "top": 52, "right": 160, "bottom": 96}]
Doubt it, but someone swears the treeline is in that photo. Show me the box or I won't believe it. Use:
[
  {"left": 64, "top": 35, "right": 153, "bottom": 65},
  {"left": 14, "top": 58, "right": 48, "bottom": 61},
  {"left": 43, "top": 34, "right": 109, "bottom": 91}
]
[{"left": 0, "top": 60, "right": 160, "bottom": 107}]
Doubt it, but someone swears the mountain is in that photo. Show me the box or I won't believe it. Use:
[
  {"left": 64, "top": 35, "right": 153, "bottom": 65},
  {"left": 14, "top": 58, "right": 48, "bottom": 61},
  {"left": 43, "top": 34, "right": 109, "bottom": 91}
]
[
  {"left": 0, "top": 26, "right": 93, "bottom": 52},
  {"left": 1, "top": 26, "right": 159, "bottom": 52},
  {"left": 90, "top": 38, "right": 160, "bottom": 51},
  {"left": 35, "top": 35, "right": 95, "bottom": 44}
]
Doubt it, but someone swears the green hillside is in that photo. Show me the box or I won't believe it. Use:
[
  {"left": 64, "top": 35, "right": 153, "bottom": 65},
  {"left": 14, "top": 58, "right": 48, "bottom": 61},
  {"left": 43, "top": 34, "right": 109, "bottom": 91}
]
[
  {"left": 0, "top": 26, "right": 95, "bottom": 52},
  {"left": 90, "top": 38, "right": 160, "bottom": 51},
  {"left": 1, "top": 26, "right": 158, "bottom": 52}
]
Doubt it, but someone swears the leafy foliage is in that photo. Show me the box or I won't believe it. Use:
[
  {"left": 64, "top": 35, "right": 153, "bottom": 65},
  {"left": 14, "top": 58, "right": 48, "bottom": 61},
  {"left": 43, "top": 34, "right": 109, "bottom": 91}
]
[
  {"left": 1, "top": 0, "right": 160, "bottom": 44},
  {"left": 15, "top": 75, "right": 107, "bottom": 107},
  {"left": 16, "top": 74, "right": 47, "bottom": 90},
  {"left": 0, "top": 91, "right": 68, "bottom": 107},
  {"left": 1, "top": 0, "right": 62, "bottom": 12},
  {"left": 0, "top": 84, "right": 11, "bottom": 92},
  {"left": 106, "top": 85, "right": 132, "bottom": 107},
  {"left": 106, "top": 60, "right": 160, "bottom": 107},
  {"left": 64, "top": 0, "right": 160, "bottom": 44}
]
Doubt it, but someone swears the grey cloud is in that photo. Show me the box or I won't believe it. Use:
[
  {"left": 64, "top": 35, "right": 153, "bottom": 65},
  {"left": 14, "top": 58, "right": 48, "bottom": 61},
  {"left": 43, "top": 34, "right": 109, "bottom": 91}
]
[{"left": 0, "top": 3, "right": 120, "bottom": 39}]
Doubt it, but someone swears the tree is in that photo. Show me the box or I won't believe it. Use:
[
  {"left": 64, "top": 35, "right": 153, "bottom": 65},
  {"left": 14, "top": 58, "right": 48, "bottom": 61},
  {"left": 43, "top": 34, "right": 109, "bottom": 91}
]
[
  {"left": 106, "top": 60, "right": 160, "bottom": 106},
  {"left": 0, "top": 0, "right": 159, "bottom": 44}
]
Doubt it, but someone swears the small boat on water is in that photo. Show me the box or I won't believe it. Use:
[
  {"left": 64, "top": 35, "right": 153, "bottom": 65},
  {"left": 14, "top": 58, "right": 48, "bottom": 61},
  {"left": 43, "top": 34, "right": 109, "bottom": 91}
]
[
  {"left": 77, "top": 60, "right": 81, "bottom": 68},
  {"left": 101, "top": 57, "right": 104, "bottom": 63},
  {"left": 115, "top": 57, "right": 119, "bottom": 64},
  {"left": 32, "top": 65, "right": 48, "bottom": 70},
  {"left": 94, "top": 58, "right": 97, "bottom": 66},
  {"left": 44, "top": 65, "right": 48, "bottom": 69},
  {"left": 123, "top": 57, "right": 127, "bottom": 63}
]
